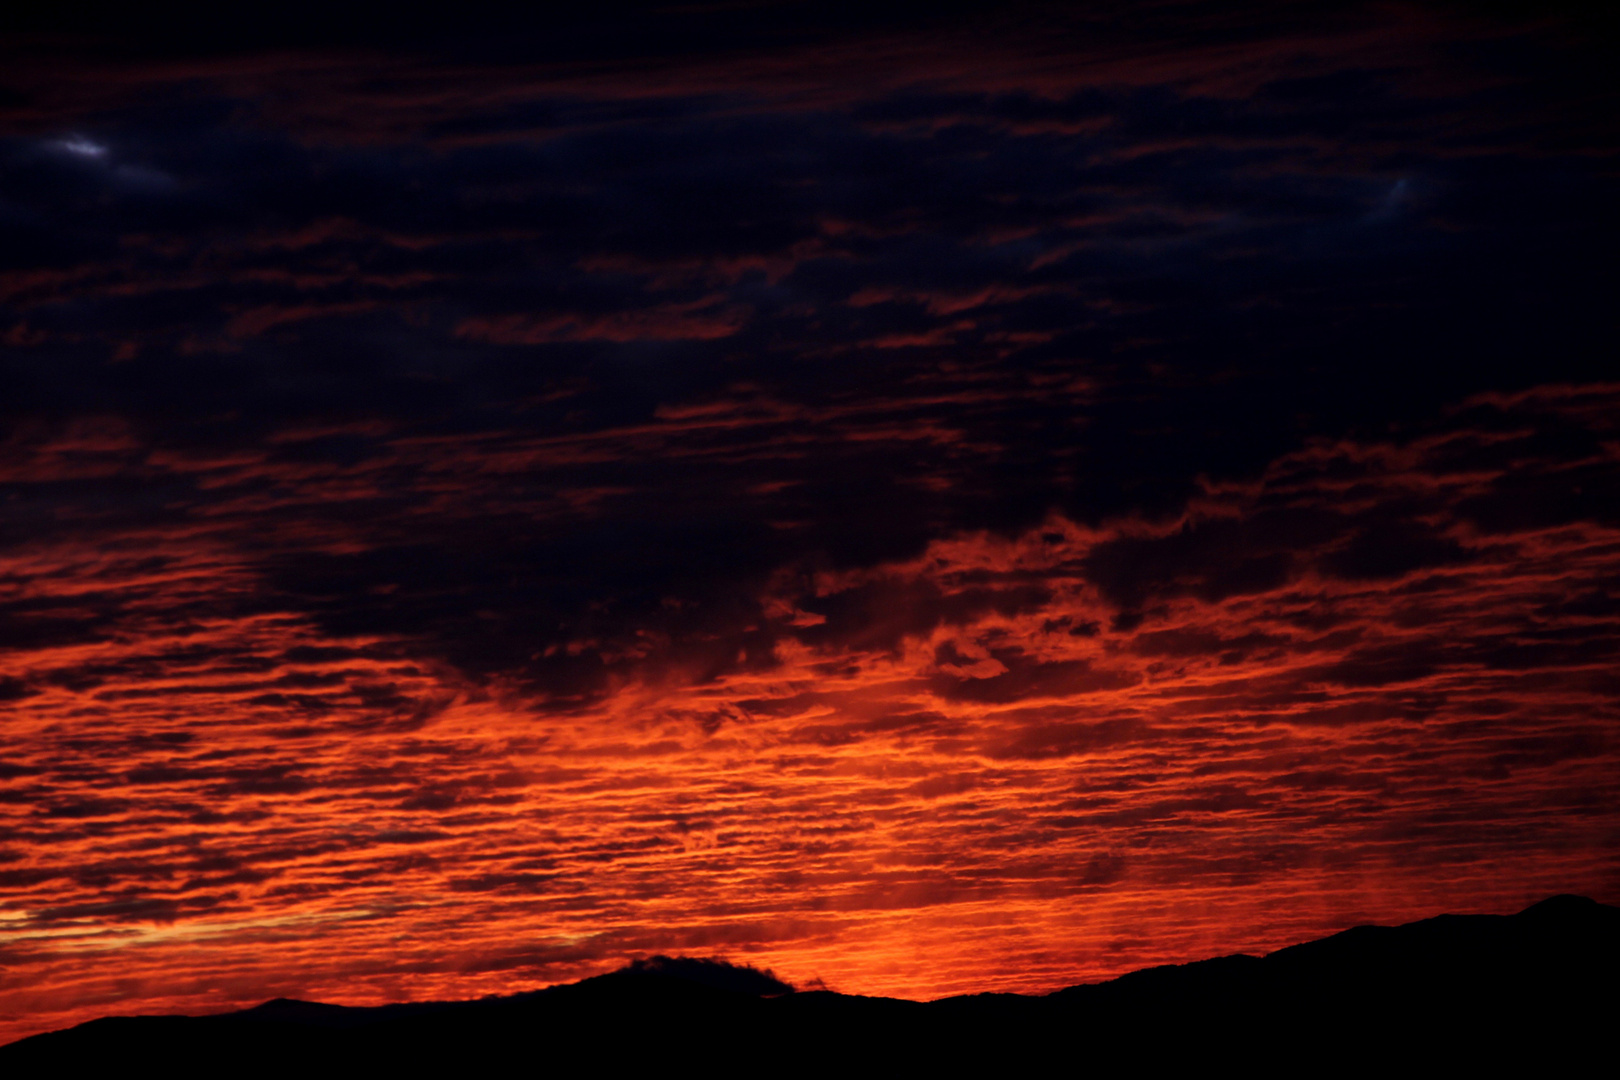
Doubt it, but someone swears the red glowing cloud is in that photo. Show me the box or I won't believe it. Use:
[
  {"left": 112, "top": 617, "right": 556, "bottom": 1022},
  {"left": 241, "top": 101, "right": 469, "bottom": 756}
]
[
  {"left": 1, "top": 2, "right": 1617, "bottom": 1046},
  {"left": 3, "top": 383, "right": 1617, "bottom": 1041}
]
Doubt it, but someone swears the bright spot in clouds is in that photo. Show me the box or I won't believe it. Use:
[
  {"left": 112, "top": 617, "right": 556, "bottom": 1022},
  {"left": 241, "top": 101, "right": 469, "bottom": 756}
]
[{"left": 53, "top": 134, "right": 109, "bottom": 159}]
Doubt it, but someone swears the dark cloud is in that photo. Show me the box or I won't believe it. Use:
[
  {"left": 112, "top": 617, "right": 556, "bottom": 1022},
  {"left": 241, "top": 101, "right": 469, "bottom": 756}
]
[{"left": 0, "top": 5, "right": 1613, "bottom": 704}]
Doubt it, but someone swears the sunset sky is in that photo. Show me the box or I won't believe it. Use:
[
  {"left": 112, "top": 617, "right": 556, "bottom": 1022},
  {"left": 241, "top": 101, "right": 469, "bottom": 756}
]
[{"left": 2, "top": 1, "right": 1617, "bottom": 1044}]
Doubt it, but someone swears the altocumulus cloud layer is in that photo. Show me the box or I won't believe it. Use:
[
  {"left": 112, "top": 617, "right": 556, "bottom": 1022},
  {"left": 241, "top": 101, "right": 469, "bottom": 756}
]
[{"left": 1, "top": 1, "right": 1617, "bottom": 1042}]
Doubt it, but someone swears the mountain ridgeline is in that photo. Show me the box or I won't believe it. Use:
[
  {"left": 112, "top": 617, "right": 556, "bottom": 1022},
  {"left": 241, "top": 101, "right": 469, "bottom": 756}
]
[{"left": 6, "top": 896, "right": 1615, "bottom": 1071}]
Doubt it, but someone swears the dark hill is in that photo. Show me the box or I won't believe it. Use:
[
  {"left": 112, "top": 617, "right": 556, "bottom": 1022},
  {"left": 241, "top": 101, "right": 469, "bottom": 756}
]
[{"left": 5, "top": 895, "right": 1615, "bottom": 1073}]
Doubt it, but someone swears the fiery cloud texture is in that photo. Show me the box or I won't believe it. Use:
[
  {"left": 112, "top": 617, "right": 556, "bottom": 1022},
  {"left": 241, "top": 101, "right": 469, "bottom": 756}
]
[{"left": 1, "top": 2, "right": 1617, "bottom": 1042}]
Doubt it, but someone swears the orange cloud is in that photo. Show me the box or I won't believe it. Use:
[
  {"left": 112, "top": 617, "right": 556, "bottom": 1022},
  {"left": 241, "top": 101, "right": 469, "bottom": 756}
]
[{"left": 3, "top": 386, "right": 1616, "bottom": 1044}]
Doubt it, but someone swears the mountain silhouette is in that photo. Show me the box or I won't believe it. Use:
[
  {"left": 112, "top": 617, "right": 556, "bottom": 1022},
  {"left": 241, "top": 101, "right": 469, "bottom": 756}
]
[{"left": 5, "top": 895, "right": 1614, "bottom": 1072}]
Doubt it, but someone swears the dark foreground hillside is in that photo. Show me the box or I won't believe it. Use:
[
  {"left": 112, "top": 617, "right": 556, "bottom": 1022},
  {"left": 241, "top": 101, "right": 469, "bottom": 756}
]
[{"left": 6, "top": 895, "right": 1615, "bottom": 1072}]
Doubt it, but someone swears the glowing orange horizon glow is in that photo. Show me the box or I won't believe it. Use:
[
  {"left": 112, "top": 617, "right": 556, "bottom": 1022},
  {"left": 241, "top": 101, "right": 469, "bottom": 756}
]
[{"left": 3, "top": 384, "right": 1617, "bottom": 1044}]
